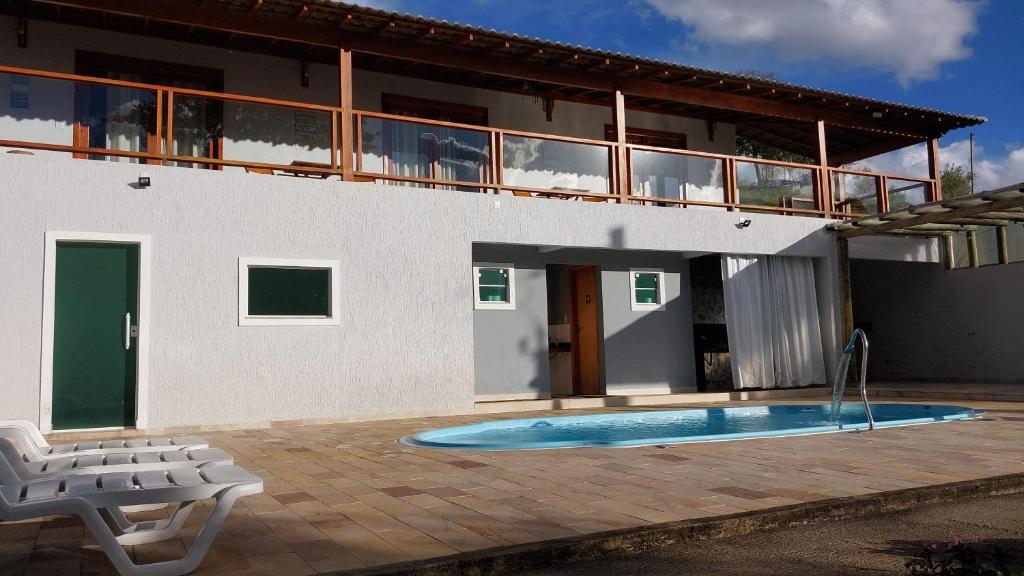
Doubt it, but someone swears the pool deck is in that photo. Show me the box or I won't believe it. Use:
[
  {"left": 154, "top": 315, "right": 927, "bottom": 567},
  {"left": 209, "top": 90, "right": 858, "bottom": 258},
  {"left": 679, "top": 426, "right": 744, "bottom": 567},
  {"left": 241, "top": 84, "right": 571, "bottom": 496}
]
[{"left": 4, "top": 396, "right": 1024, "bottom": 575}]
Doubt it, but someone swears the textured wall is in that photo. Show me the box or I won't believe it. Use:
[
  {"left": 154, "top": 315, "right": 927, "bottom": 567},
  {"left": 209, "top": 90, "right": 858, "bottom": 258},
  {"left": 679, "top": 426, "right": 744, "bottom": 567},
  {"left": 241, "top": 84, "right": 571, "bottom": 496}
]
[
  {"left": 471, "top": 260, "right": 550, "bottom": 398},
  {"left": 471, "top": 246, "right": 695, "bottom": 397},
  {"left": 600, "top": 262, "right": 693, "bottom": 393},
  {"left": 0, "top": 153, "right": 910, "bottom": 428},
  {"left": 852, "top": 259, "right": 1024, "bottom": 383}
]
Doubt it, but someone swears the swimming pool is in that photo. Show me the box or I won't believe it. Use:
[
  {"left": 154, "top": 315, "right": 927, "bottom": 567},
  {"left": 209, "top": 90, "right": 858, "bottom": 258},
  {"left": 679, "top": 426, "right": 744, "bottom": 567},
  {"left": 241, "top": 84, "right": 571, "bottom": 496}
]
[{"left": 400, "top": 403, "right": 978, "bottom": 451}]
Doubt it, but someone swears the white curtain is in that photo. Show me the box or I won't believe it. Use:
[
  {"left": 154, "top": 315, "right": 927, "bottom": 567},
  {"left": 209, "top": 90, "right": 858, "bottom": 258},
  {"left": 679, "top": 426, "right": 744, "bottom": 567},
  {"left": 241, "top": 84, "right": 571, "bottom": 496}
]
[
  {"left": 721, "top": 255, "right": 826, "bottom": 389},
  {"left": 103, "top": 85, "right": 147, "bottom": 163}
]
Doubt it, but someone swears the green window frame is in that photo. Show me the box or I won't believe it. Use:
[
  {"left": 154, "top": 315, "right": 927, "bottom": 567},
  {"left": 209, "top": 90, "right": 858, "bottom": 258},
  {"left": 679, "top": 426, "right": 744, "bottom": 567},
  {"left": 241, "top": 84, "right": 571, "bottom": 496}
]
[
  {"left": 629, "top": 269, "right": 664, "bottom": 311},
  {"left": 474, "top": 263, "right": 515, "bottom": 310}
]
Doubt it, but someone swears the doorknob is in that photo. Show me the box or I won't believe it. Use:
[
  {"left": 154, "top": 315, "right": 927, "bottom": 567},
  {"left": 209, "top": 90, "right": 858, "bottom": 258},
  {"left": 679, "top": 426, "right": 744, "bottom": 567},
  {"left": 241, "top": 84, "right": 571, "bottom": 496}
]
[{"left": 124, "top": 312, "right": 131, "bottom": 351}]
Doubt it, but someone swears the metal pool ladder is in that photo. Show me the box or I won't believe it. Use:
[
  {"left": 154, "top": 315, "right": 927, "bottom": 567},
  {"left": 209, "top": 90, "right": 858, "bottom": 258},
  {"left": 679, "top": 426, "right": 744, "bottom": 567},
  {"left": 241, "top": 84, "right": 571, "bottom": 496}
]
[{"left": 829, "top": 329, "right": 874, "bottom": 430}]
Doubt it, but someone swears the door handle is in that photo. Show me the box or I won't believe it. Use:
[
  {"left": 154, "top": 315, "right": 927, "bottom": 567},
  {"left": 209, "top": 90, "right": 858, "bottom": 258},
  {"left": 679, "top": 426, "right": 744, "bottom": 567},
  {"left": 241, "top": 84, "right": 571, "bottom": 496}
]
[{"left": 124, "top": 312, "right": 131, "bottom": 351}]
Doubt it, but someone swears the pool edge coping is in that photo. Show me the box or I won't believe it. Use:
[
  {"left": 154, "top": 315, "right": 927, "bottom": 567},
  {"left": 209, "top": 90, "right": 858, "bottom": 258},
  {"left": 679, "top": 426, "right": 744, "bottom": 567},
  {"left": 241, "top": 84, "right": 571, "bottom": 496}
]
[
  {"left": 330, "top": 471, "right": 1024, "bottom": 576},
  {"left": 399, "top": 403, "right": 979, "bottom": 451}
]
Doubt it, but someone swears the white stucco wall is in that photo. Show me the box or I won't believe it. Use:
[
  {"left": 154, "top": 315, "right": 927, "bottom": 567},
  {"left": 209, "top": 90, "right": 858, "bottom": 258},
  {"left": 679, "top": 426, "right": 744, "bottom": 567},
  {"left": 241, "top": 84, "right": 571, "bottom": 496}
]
[{"left": 0, "top": 153, "right": 859, "bottom": 429}]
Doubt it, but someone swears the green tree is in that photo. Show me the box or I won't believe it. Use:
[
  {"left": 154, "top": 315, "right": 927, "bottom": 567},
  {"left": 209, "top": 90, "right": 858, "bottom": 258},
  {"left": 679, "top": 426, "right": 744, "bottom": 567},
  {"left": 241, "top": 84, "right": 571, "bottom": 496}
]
[
  {"left": 941, "top": 162, "right": 974, "bottom": 198},
  {"left": 732, "top": 70, "right": 814, "bottom": 185}
]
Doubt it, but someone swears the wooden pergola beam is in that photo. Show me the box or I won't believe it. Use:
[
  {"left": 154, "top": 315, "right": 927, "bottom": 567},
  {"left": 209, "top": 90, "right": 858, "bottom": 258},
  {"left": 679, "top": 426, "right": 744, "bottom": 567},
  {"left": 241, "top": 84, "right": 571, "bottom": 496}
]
[
  {"left": 836, "top": 195, "right": 1024, "bottom": 238},
  {"left": 36, "top": 0, "right": 940, "bottom": 138}
]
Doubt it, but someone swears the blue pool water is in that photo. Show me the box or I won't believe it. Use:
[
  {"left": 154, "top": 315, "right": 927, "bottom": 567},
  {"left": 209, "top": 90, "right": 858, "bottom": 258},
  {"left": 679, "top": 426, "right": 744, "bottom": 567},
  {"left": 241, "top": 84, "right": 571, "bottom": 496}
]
[{"left": 400, "top": 403, "right": 977, "bottom": 451}]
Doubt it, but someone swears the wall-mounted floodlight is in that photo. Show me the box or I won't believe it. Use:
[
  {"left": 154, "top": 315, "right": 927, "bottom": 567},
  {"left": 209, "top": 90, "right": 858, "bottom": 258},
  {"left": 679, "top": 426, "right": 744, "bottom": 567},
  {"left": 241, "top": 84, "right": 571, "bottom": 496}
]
[
  {"left": 736, "top": 217, "right": 752, "bottom": 229},
  {"left": 137, "top": 172, "right": 151, "bottom": 188}
]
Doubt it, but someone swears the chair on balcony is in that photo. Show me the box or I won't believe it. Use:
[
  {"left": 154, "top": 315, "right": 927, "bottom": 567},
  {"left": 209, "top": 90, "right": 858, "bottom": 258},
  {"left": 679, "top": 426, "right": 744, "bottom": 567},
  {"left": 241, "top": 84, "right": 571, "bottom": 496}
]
[{"left": 244, "top": 166, "right": 275, "bottom": 176}]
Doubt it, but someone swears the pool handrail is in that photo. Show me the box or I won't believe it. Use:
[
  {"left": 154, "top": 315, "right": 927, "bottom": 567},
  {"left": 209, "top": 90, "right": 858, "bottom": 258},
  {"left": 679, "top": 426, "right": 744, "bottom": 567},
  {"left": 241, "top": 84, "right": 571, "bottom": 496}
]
[{"left": 832, "top": 329, "right": 873, "bottom": 430}]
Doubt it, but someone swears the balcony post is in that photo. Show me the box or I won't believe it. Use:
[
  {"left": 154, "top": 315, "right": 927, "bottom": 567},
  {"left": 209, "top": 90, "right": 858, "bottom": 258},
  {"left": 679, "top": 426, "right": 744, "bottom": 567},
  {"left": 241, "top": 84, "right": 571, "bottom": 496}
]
[
  {"left": 927, "top": 137, "right": 942, "bottom": 201},
  {"left": 339, "top": 48, "right": 354, "bottom": 181},
  {"left": 837, "top": 237, "right": 854, "bottom": 342},
  {"left": 815, "top": 120, "right": 832, "bottom": 215},
  {"left": 612, "top": 89, "right": 629, "bottom": 203}
]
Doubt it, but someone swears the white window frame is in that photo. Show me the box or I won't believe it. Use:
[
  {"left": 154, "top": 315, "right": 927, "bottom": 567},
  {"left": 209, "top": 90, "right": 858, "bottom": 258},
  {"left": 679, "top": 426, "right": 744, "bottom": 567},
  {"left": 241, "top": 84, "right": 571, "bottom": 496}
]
[
  {"left": 473, "top": 263, "right": 516, "bottom": 310},
  {"left": 629, "top": 268, "right": 666, "bottom": 311},
  {"left": 239, "top": 257, "right": 341, "bottom": 326}
]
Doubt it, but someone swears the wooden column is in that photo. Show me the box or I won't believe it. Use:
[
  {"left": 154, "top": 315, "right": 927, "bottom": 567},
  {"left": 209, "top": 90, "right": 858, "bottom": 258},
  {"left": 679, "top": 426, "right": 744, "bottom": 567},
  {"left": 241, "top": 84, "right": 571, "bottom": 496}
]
[
  {"left": 815, "top": 120, "right": 832, "bottom": 214},
  {"left": 612, "top": 90, "right": 629, "bottom": 203},
  {"left": 339, "top": 48, "right": 354, "bottom": 181},
  {"left": 837, "top": 237, "right": 854, "bottom": 341},
  {"left": 997, "top": 225, "right": 1009, "bottom": 264},
  {"left": 927, "top": 137, "right": 942, "bottom": 201}
]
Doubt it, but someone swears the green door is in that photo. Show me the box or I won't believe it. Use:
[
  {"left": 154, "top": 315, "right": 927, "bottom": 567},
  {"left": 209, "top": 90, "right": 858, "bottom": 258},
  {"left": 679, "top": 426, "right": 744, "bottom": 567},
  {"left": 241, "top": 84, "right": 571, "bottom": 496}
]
[{"left": 52, "top": 242, "right": 139, "bottom": 430}]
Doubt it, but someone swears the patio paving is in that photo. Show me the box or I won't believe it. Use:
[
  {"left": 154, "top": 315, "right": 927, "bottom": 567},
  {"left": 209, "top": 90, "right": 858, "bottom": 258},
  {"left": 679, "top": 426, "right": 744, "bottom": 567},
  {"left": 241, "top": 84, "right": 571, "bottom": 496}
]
[{"left": 3, "top": 398, "right": 1024, "bottom": 575}]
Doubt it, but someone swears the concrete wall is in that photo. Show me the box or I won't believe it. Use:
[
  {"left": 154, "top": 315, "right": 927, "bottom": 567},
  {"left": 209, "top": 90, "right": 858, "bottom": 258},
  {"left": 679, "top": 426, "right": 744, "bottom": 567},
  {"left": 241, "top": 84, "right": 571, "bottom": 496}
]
[
  {"left": 0, "top": 153, "right": 858, "bottom": 429},
  {"left": 471, "top": 252, "right": 550, "bottom": 399},
  {"left": 471, "top": 246, "right": 694, "bottom": 399},
  {"left": 851, "top": 259, "right": 1024, "bottom": 382}
]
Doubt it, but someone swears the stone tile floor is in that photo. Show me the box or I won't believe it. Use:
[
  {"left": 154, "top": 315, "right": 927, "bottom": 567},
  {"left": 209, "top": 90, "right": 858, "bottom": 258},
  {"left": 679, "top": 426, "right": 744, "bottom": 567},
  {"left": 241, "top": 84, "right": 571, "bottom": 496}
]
[{"left": 3, "top": 398, "right": 1023, "bottom": 575}]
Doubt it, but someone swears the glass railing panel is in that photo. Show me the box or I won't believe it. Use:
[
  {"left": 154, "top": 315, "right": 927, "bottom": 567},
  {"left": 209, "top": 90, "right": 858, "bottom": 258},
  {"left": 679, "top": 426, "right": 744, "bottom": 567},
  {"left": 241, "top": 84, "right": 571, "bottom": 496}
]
[
  {"left": 502, "top": 135, "right": 610, "bottom": 193},
  {"left": 975, "top": 226, "right": 1000, "bottom": 266},
  {"left": 736, "top": 160, "right": 816, "bottom": 211},
  {"left": 0, "top": 72, "right": 158, "bottom": 161},
  {"left": 1007, "top": 223, "right": 1024, "bottom": 263},
  {"left": 831, "top": 172, "right": 879, "bottom": 215},
  {"left": 171, "top": 95, "right": 333, "bottom": 171},
  {"left": 886, "top": 178, "right": 928, "bottom": 211},
  {"left": 949, "top": 231, "right": 971, "bottom": 269},
  {"left": 630, "top": 149, "right": 725, "bottom": 208},
  {"left": 360, "top": 116, "right": 492, "bottom": 189}
]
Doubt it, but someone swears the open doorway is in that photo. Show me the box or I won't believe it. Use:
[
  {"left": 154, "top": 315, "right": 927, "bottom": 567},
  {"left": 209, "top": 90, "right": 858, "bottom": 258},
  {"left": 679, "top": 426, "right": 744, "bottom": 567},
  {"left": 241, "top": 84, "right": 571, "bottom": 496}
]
[
  {"left": 547, "top": 264, "right": 604, "bottom": 396},
  {"left": 690, "top": 255, "right": 733, "bottom": 391}
]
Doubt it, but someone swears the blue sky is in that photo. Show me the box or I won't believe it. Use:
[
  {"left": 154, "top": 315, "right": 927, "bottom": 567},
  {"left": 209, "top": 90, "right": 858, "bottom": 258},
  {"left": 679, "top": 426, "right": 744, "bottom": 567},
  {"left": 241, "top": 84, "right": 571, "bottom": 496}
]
[{"left": 355, "top": 0, "right": 1022, "bottom": 187}]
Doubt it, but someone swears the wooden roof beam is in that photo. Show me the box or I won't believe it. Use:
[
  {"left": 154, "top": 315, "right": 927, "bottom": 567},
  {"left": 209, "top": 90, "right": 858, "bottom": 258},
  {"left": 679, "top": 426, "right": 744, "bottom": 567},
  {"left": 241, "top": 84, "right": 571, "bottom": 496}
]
[
  {"left": 737, "top": 125, "right": 816, "bottom": 157},
  {"left": 39, "top": 0, "right": 939, "bottom": 137},
  {"left": 829, "top": 135, "right": 923, "bottom": 166}
]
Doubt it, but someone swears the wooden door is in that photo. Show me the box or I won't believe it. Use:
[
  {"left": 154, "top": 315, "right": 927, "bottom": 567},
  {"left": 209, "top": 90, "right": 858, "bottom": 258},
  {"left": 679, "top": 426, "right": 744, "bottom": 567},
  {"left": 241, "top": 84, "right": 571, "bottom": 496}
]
[
  {"left": 52, "top": 242, "right": 139, "bottom": 429},
  {"left": 571, "top": 266, "right": 602, "bottom": 395}
]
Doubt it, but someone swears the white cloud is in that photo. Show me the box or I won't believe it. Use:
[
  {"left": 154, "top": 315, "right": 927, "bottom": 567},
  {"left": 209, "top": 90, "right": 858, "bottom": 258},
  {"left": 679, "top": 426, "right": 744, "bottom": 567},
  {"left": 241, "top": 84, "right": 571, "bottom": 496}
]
[
  {"left": 857, "top": 139, "right": 1024, "bottom": 191},
  {"left": 644, "top": 0, "right": 981, "bottom": 85},
  {"left": 336, "top": 0, "right": 406, "bottom": 10}
]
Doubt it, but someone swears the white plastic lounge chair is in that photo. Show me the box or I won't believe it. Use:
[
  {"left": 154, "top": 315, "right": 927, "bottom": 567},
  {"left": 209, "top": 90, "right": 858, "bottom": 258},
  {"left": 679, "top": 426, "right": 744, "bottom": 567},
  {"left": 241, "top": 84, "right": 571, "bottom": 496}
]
[
  {"left": 0, "top": 453, "right": 263, "bottom": 576},
  {"left": 0, "top": 419, "right": 207, "bottom": 457},
  {"left": 0, "top": 437, "right": 233, "bottom": 482}
]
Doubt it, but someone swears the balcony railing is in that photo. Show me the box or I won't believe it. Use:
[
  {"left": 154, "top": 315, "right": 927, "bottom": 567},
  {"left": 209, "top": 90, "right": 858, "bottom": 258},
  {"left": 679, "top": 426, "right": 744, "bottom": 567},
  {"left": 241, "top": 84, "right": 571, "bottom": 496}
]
[{"left": 0, "top": 65, "right": 937, "bottom": 218}]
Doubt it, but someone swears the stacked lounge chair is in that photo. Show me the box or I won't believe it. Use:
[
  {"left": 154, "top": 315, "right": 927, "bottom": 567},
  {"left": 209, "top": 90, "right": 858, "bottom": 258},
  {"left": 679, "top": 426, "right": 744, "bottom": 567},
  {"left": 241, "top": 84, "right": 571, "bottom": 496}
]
[{"left": 0, "top": 420, "right": 263, "bottom": 576}]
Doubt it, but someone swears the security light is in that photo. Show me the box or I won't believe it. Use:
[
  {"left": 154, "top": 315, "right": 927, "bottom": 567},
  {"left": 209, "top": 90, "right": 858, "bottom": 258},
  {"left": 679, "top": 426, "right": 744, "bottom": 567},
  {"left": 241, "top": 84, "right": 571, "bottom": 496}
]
[
  {"left": 137, "top": 172, "right": 151, "bottom": 188},
  {"left": 736, "top": 217, "right": 752, "bottom": 229}
]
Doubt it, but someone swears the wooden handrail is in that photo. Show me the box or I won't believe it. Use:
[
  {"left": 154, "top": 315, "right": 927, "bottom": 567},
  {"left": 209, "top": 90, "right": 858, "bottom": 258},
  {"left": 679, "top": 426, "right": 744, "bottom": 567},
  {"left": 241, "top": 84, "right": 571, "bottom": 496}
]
[
  {"left": 830, "top": 167, "right": 933, "bottom": 184},
  {"left": 0, "top": 63, "right": 938, "bottom": 217},
  {"left": 0, "top": 65, "right": 343, "bottom": 112}
]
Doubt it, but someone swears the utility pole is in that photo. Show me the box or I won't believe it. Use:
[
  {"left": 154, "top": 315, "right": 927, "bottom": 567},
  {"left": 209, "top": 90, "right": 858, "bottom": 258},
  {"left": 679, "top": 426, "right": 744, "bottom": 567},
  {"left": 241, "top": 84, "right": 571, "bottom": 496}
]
[{"left": 969, "top": 131, "right": 975, "bottom": 195}]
